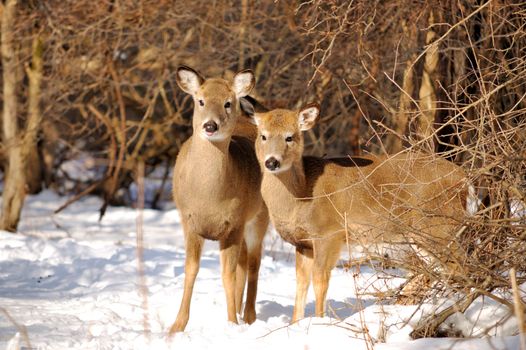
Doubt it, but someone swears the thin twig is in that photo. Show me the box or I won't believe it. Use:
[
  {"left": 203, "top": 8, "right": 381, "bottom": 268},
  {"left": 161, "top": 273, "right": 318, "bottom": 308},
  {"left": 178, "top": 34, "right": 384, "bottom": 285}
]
[{"left": 135, "top": 160, "right": 151, "bottom": 339}]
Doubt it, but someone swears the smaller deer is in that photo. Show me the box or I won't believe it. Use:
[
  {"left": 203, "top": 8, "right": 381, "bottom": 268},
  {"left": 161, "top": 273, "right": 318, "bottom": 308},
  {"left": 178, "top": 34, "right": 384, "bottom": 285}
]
[
  {"left": 246, "top": 103, "right": 471, "bottom": 321},
  {"left": 169, "top": 66, "right": 269, "bottom": 334}
]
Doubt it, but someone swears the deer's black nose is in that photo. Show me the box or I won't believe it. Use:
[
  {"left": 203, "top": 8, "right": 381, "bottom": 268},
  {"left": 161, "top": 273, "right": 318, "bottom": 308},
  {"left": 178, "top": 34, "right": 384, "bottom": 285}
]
[
  {"left": 203, "top": 121, "right": 218, "bottom": 133},
  {"left": 265, "top": 157, "right": 280, "bottom": 171}
]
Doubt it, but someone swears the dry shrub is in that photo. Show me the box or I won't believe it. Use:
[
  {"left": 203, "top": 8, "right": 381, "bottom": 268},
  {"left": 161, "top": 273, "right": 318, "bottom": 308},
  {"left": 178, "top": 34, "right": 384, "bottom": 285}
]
[
  {"left": 412, "top": 2, "right": 525, "bottom": 337},
  {"left": 300, "top": 0, "right": 526, "bottom": 338}
]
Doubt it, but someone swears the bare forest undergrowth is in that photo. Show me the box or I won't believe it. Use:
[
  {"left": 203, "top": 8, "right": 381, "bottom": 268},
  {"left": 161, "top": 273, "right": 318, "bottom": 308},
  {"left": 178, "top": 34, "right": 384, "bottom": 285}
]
[{"left": 1, "top": 0, "right": 525, "bottom": 341}]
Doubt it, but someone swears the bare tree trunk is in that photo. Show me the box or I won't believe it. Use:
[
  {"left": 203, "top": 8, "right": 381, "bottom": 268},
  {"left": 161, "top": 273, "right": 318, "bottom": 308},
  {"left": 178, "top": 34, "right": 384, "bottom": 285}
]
[
  {"left": 417, "top": 12, "right": 439, "bottom": 152},
  {"left": 1, "top": 0, "right": 44, "bottom": 232},
  {"left": 23, "top": 37, "right": 44, "bottom": 194},
  {"left": 384, "top": 21, "right": 417, "bottom": 154},
  {"left": 238, "top": 0, "right": 248, "bottom": 69},
  {"left": 1, "top": 0, "right": 23, "bottom": 232},
  {"left": 386, "top": 58, "right": 414, "bottom": 153}
]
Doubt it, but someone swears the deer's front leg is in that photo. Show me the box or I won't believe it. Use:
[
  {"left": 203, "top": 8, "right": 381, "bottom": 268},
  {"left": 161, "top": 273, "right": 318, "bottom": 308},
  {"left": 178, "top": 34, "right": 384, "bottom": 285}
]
[
  {"left": 292, "top": 246, "right": 313, "bottom": 322},
  {"left": 220, "top": 228, "right": 243, "bottom": 324},
  {"left": 312, "top": 237, "right": 341, "bottom": 318},
  {"left": 169, "top": 229, "right": 204, "bottom": 335}
]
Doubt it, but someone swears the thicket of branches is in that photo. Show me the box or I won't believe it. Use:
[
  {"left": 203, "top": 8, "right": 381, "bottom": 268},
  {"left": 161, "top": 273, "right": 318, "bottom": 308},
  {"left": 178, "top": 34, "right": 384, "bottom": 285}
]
[
  {"left": 300, "top": 0, "right": 525, "bottom": 338},
  {"left": 1, "top": 0, "right": 525, "bottom": 339}
]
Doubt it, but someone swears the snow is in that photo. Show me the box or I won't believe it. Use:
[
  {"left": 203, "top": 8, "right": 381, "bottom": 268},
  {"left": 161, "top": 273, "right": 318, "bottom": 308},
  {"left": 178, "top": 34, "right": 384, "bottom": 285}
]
[{"left": 0, "top": 190, "right": 524, "bottom": 349}]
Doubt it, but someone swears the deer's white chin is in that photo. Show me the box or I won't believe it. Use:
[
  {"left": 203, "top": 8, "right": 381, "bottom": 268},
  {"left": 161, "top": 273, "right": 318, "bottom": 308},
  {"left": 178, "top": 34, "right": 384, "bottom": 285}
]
[
  {"left": 264, "top": 163, "right": 291, "bottom": 174},
  {"left": 200, "top": 130, "right": 227, "bottom": 142}
]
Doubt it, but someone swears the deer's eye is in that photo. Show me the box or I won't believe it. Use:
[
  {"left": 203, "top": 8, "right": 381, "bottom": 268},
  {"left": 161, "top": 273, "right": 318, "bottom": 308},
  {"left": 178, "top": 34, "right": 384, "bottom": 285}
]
[
  {"left": 198, "top": 99, "right": 204, "bottom": 106},
  {"left": 261, "top": 135, "right": 267, "bottom": 141},
  {"left": 285, "top": 136, "right": 293, "bottom": 143},
  {"left": 224, "top": 101, "right": 231, "bottom": 109}
]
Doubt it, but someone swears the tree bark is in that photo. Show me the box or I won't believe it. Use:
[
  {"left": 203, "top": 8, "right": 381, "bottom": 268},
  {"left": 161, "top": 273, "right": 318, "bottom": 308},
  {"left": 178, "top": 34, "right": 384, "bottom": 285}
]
[
  {"left": 417, "top": 12, "right": 439, "bottom": 152},
  {"left": 1, "top": 0, "right": 24, "bottom": 232},
  {"left": 1, "top": 0, "right": 44, "bottom": 232},
  {"left": 23, "top": 37, "right": 44, "bottom": 194},
  {"left": 386, "top": 58, "right": 414, "bottom": 153}
]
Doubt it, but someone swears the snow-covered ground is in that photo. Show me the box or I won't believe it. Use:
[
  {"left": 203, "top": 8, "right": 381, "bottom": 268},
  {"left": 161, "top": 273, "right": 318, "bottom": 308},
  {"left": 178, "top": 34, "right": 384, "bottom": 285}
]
[{"left": 0, "top": 191, "right": 523, "bottom": 349}]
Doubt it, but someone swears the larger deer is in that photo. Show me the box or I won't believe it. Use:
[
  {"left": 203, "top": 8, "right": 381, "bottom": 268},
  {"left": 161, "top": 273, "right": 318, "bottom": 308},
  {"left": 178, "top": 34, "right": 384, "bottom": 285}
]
[
  {"left": 246, "top": 103, "right": 473, "bottom": 321},
  {"left": 169, "top": 66, "right": 269, "bottom": 334}
]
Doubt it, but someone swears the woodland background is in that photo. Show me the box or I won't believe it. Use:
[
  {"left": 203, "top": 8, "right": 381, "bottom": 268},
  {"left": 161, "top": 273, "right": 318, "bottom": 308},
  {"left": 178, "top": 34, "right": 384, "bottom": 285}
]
[{"left": 0, "top": 0, "right": 525, "bottom": 339}]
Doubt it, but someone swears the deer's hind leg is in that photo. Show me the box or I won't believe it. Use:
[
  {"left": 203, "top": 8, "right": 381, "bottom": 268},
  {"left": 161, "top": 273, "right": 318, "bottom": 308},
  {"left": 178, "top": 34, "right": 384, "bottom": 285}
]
[
  {"left": 242, "top": 207, "right": 269, "bottom": 324},
  {"left": 235, "top": 239, "right": 248, "bottom": 315}
]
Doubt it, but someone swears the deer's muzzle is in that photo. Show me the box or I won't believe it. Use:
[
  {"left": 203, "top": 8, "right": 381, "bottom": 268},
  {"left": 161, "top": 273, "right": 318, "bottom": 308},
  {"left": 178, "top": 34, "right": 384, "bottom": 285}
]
[
  {"left": 203, "top": 120, "right": 218, "bottom": 135},
  {"left": 265, "top": 157, "right": 281, "bottom": 171}
]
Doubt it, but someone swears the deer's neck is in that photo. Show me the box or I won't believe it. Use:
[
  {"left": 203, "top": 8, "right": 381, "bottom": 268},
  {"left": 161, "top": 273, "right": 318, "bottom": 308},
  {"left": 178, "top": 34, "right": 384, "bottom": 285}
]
[
  {"left": 262, "top": 159, "right": 316, "bottom": 248},
  {"left": 262, "top": 160, "right": 308, "bottom": 210},
  {"left": 278, "top": 161, "right": 308, "bottom": 197},
  {"left": 188, "top": 135, "right": 232, "bottom": 176}
]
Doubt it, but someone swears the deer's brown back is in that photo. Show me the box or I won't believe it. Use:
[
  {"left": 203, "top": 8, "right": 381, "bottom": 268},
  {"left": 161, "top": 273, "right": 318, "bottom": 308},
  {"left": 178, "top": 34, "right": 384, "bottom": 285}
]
[{"left": 307, "top": 152, "right": 467, "bottom": 243}]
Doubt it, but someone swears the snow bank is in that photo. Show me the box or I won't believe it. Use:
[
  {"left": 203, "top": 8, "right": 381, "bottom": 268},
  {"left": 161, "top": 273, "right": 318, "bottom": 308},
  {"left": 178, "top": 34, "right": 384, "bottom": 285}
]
[{"left": 0, "top": 191, "right": 523, "bottom": 349}]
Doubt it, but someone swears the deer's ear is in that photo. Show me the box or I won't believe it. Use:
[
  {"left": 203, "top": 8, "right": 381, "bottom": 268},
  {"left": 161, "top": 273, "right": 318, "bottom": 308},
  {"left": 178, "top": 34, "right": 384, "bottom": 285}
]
[
  {"left": 176, "top": 65, "right": 204, "bottom": 95},
  {"left": 239, "top": 98, "right": 261, "bottom": 126},
  {"left": 248, "top": 114, "right": 261, "bottom": 126},
  {"left": 233, "top": 70, "right": 255, "bottom": 98},
  {"left": 298, "top": 103, "right": 320, "bottom": 131},
  {"left": 240, "top": 96, "right": 256, "bottom": 117}
]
